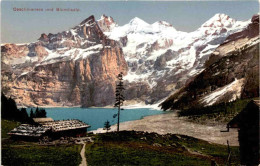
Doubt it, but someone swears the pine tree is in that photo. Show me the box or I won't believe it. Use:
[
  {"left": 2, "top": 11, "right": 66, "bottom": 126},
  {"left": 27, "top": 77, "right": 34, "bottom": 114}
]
[
  {"left": 20, "top": 108, "right": 29, "bottom": 122},
  {"left": 35, "top": 107, "right": 40, "bottom": 117},
  {"left": 40, "top": 109, "right": 47, "bottom": 117},
  {"left": 103, "top": 120, "right": 111, "bottom": 132},
  {"left": 1, "top": 93, "right": 20, "bottom": 121},
  {"left": 114, "top": 72, "right": 125, "bottom": 132},
  {"left": 1, "top": 93, "right": 9, "bottom": 119},
  {"left": 30, "top": 109, "right": 34, "bottom": 118}
]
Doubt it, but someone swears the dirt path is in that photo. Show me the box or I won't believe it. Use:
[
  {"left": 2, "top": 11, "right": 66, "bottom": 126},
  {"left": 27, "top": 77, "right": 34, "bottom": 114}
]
[
  {"left": 181, "top": 144, "right": 212, "bottom": 158},
  {"left": 79, "top": 143, "right": 87, "bottom": 166},
  {"left": 94, "top": 112, "right": 239, "bottom": 146}
]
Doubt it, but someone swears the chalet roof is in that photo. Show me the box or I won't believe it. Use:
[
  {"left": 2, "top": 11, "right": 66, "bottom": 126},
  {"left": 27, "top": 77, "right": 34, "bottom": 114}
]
[
  {"left": 40, "top": 119, "right": 90, "bottom": 132},
  {"left": 9, "top": 119, "right": 91, "bottom": 137},
  {"left": 227, "top": 100, "right": 260, "bottom": 128},
  {"left": 8, "top": 124, "right": 51, "bottom": 137},
  {"left": 33, "top": 117, "right": 54, "bottom": 123}
]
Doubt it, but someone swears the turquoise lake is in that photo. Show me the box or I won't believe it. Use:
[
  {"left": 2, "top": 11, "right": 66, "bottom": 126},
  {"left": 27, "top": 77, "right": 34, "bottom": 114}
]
[{"left": 28, "top": 107, "right": 164, "bottom": 131}]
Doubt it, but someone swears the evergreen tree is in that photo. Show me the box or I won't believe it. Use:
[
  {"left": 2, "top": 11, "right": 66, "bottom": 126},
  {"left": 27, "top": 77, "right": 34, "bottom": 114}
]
[
  {"left": 1, "top": 93, "right": 19, "bottom": 121},
  {"left": 114, "top": 72, "right": 125, "bottom": 132},
  {"left": 8, "top": 97, "right": 19, "bottom": 120},
  {"left": 20, "top": 108, "right": 29, "bottom": 122},
  {"left": 29, "top": 107, "right": 47, "bottom": 118},
  {"left": 38, "top": 108, "right": 47, "bottom": 117},
  {"left": 1, "top": 93, "right": 32, "bottom": 123},
  {"left": 35, "top": 107, "right": 40, "bottom": 117},
  {"left": 1, "top": 93, "right": 9, "bottom": 119},
  {"left": 30, "top": 109, "right": 34, "bottom": 118},
  {"left": 42, "top": 109, "right": 47, "bottom": 117},
  {"left": 103, "top": 120, "right": 111, "bottom": 132}
]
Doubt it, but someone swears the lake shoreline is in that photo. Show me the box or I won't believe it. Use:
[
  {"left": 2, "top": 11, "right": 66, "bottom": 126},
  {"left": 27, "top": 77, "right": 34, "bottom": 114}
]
[
  {"left": 31, "top": 107, "right": 163, "bottom": 132},
  {"left": 19, "top": 103, "right": 161, "bottom": 110},
  {"left": 92, "top": 111, "right": 239, "bottom": 146}
]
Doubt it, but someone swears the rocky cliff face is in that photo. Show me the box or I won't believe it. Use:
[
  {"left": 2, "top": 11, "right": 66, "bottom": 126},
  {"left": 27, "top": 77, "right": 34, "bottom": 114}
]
[
  {"left": 160, "top": 15, "right": 259, "bottom": 110},
  {"left": 1, "top": 15, "right": 127, "bottom": 107},
  {"left": 1, "top": 14, "right": 258, "bottom": 108}
]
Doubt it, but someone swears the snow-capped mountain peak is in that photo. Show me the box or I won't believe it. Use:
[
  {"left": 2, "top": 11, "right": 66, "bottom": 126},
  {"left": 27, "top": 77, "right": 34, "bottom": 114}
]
[
  {"left": 2, "top": 13, "right": 257, "bottom": 108},
  {"left": 193, "top": 13, "right": 250, "bottom": 39},
  {"left": 97, "top": 14, "right": 117, "bottom": 32},
  {"left": 129, "top": 17, "right": 149, "bottom": 26},
  {"left": 202, "top": 13, "right": 235, "bottom": 28},
  {"left": 104, "top": 16, "right": 179, "bottom": 41},
  {"left": 153, "top": 21, "right": 173, "bottom": 27},
  {"left": 99, "top": 14, "right": 116, "bottom": 23},
  {"left": 103, "top": 13, "right": 252, "bottom": 98},
  {"left": 151, "top": 21, "right": 177, "bottom": 33},
  {"left": 79, "top": 15, "right": 96, "bottom": 26}
]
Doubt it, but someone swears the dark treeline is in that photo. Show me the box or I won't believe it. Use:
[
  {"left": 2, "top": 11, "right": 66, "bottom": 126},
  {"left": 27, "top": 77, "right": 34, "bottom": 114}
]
[
  {"left": 1, "top": 93, "right": 46, "bottom": 123},
  {"left": 29, "top": 107, "right": 47, "bottom": 118}
]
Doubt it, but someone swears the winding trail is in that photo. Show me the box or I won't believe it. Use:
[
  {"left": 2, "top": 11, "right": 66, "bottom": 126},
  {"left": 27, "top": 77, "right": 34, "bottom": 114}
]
[{"left": 79, "top": 143, "right": 87, "bottom": 166}]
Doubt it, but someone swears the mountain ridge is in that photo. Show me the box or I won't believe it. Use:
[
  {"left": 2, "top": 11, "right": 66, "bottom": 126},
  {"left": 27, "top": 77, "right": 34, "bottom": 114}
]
[
  {"left": 1, "top": 15, "right": 128, "bottom": 107},
  {"left": 160, "top": 14, "right": 259, "bottom": 110},
  {"left": 1, "top": 14, "right": 258, "bottom": 107}
]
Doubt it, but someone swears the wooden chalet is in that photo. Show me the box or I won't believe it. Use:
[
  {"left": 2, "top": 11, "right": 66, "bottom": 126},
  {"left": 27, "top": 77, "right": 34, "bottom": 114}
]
[
  {"left": 8, "top": 124, "right": 51, "bottom": 141},
  {"left": 39, "top": 119, "right": 90, "bottom": 139},
  {"left": 8, "top": 118, "right": 91, "bottom": 141},
  {"left": 227, "top": 100, "right": 260, "bottom": 166}
]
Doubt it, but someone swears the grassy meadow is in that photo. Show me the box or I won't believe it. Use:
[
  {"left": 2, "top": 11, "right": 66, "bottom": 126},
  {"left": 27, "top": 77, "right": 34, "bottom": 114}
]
[
  {"left": 2, "top": 120, "right": 240, "bottom": 165},
  {"left": 85, "top": 131, "right": 240, "bottom": 166}
]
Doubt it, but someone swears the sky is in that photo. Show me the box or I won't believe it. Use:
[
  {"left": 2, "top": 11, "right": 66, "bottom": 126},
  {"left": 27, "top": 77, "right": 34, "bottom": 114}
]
[{"left": 1, "top": 1, "right": 259, "bottom": 43}]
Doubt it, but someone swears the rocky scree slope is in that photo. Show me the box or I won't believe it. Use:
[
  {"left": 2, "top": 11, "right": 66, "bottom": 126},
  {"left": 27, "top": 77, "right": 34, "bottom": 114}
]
[{"left": 160, "top": 14, "right": 259, "bottom": 111}]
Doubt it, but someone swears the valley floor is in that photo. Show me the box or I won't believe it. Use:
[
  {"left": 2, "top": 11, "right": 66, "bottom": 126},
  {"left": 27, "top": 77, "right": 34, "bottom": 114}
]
[
  {"left": 2, "top": 119, "right": 240, "bottom": 166},
  {"left": 93, "top": 111, "right": 239, "bottom": 146}
]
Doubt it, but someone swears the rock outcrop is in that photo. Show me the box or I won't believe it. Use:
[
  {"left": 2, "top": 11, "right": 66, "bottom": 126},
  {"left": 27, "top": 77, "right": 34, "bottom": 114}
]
[
  {"left": 1, "top": 15, "right": 127, "bottom": 107},
  {"left": 97, "top": 14, "right": 117, "bottom": 32}
]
